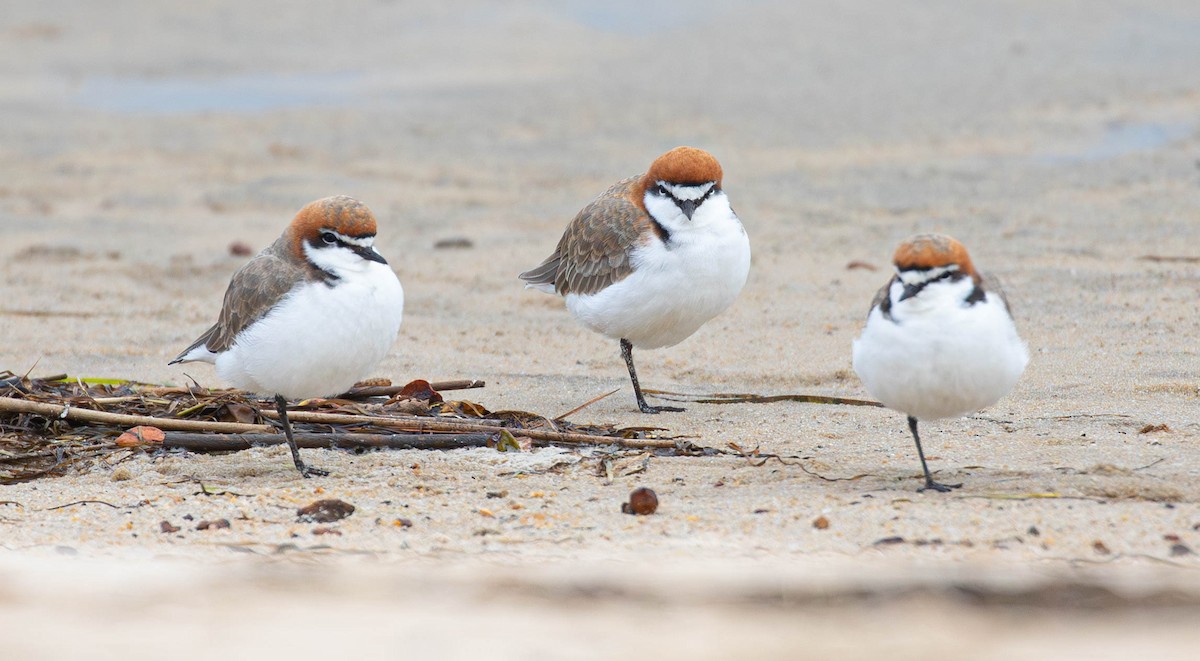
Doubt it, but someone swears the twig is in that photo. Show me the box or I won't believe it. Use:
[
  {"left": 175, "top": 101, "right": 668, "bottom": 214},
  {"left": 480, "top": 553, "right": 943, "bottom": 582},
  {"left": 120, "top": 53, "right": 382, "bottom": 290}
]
[
  {"left": 0, "top": 443, "right": 116, "bottom": 464},
  {"left": 0, "top": 396, "right": 273, "bottom": 433},
  {"left": 1043, "top": 413, "right": 1132, "bottom": 420},
  {"left": 262, "top": 409, "right": 677, "bottom": 449},
  {"left": 1, "top": 395, "right": 671, "bottom": 449},
  {"left": 163, "top": 432, "right": 495, "bottom": 451},
  {"left": 642, "top": 389, "right": 884, "bottom": 408},
  {"left": 1138, "top": 255, "right": 1200, "bottom": 263},
  {"left": 44, "top": 499, "right": 120, "bottom": 511},
  {"left": 338, "top": 379, "right": 486, "bottom": 399},
  {"left": 265, "top": 408, "right": 486, "bottom": 428},
  {"left": 1133, "top": 457, "right": 1166, "bottom": 472},
  {"left": 554, "top": 388, "right": 621, "bottom": 421},
  {"left": 727, "top": 444, "right": 874, "bottom": 482},
  {"left": 89, "top": 395, "right": 144, "bottom": 405},
  {"left": 960, "top": 494, "right": 1108, "bottom": 503}
]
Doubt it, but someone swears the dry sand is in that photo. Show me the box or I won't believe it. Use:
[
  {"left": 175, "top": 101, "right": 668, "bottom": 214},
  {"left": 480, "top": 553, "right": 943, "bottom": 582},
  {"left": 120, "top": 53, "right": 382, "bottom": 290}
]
[{"left": 1, "top": 1, "right": 1199, "bottom": 658}]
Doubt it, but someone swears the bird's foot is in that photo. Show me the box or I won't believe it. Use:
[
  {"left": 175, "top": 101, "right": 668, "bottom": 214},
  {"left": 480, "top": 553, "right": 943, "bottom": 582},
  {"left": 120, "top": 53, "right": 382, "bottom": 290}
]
[
  {"left": 296, "top": 462, "right": 330, "bottom": 478},
  {"left": 918, "top": 479, "right": 962, "bottom": 493},
  {"left": 638, "top": 403, "right": 685, "bottom": 414}
]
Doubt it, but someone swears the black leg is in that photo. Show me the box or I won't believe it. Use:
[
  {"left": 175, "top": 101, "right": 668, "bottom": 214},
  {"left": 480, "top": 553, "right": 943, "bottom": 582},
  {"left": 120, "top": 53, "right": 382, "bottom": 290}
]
[
  {"left": 620, "top": 338, "right": 684, "bottom": 414},
  {"left": 908, "top": 415, "right": 960, "bottom": 493},
  {"left": 274, "top": 394, "right": 329, "bottom": 478}
]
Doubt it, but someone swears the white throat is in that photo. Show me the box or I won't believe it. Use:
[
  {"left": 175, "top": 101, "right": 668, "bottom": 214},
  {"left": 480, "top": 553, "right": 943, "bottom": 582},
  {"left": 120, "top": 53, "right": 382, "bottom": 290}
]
[{"left": 642, "top": 188, "right": 732, "bottom": 236}]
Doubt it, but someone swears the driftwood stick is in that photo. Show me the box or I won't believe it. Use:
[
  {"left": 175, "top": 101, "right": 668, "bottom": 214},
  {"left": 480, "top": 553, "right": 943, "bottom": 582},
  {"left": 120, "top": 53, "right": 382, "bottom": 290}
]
[
  {"left": 268, "top": 409, "right": 506, "bottom": 429},
  {"left": 129, "top": 379, "right": 484, "bottom": 400},
  {"left": 338, "top": 379, "right": 486, "bottom": 399},
  {"left": 262, "top": 409, "right": 676, "bottom": 449},
  {"left": 642, "top": 389, "right": 885, "bottom": 408},
  {"left": 163, "top": 432, "right": 494, "bottom": 451},
  {"left": 0, "top": 396, "right": 274, "bottom": 433},
  {"left": 0, "top": 396, "right": 669, "bottom": 449}
]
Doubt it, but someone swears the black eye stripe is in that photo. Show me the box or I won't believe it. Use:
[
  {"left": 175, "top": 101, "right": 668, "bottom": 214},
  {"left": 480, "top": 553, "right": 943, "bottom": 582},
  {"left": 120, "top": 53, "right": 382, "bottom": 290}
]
[
  {"left": 656, "top": 184, "right": 718, "bottom": 204},
  {"left": 313, "top": 232, "right": 377, "bottom": 248},
  {"left": 897, "top": 269, "right": 964, "bottom": 301}
]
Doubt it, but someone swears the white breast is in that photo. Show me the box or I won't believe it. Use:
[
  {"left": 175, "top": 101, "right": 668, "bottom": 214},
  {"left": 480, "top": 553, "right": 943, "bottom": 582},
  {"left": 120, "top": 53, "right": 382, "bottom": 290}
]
[
  {"left": 852, "top": 278, "right": 1028, "bottom": 420},
  {"left": 565, "top": 195, "right": 751, "bottom": 349},
  {"left": 215, "top": 264, "right": 404, "bottom": 399}
]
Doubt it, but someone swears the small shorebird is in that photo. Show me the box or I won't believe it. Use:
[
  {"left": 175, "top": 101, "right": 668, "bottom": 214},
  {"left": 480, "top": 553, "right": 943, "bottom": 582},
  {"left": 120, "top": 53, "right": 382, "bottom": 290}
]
[
  {"left": 852, "top": 233, "right": 1028, "bottom": 492},
  {"left": 171, "top": 195, "right": 405, "bottom": 477},
  {"left": 520, "top": 146, "right": 751, "bottom": 413}
]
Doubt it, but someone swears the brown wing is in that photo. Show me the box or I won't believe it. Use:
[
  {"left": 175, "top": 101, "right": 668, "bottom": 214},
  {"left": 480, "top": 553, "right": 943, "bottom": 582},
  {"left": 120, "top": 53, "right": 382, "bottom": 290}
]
[
  {"left": 170, "top": 237, "right": 309, "bottom": 362},
  {"left": 867, "top": 275, "right": 897, "bottom": 321},
  {"left": 519, "top": 176, "right": 649, "bottom": 296},
  {"left": 978, "top": 271, "right": 1016, "bottom": 318}
]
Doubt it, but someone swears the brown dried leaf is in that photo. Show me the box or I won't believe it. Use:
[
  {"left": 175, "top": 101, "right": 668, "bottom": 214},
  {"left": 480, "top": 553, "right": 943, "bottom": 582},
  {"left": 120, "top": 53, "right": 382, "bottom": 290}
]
[
  {"left": 439, "top": 400, "right": 490, "bottom": 417},
  {"left": 492, "top": 410, "right": 554, "bottom": 427},
  {"left": 218, "top": 402, "right": 258, "bottom": 424},
  {"left": 398, "top": 379, "right": 443, "bottom": 403},
  {"left": 611, "top": 452, "right": 651, "bottom": 477},
  {"left": 381, "top": 398, "right": 432, "bottom": 416}
]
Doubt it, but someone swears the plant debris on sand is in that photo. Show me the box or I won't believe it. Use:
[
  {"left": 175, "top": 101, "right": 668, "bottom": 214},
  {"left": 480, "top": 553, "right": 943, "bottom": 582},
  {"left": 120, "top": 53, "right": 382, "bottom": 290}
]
[{"left": 0, "top": 371, "right": 703, "bottom": 484}]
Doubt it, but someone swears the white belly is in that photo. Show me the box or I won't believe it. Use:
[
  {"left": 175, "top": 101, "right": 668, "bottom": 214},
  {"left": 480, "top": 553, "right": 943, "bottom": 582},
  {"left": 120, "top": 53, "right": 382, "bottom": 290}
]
[
  {"left": 852, "top": 291, "right": 1028, "bottom": 420},
  {"left": 565, "top": 218, "right": 751, "bottom": 350},
  {"left": 216, "top": 266, "right": 404, "bottom": 399}
]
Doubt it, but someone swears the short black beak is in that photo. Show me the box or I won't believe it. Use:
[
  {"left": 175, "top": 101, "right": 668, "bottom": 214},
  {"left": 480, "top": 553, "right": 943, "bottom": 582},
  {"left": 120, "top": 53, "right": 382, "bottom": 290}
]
[
  {"left": 678, "top": 199, "right": 697, "bottom": 220},
  {"left": 353, "top": 245, "right": 388, "bottom": 264},
  {"left": 898, "top": 283, "right": 920, "bottom": 301}
]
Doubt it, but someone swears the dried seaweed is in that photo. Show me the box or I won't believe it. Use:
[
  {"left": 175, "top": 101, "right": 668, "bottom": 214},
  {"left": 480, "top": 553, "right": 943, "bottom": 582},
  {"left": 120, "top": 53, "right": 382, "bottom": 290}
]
[
  {"left": 642, "top": 388, "right": 884, "bottom": 408},
  {"left": 0, "top": 371, "right": 684, "bottom": 483}
]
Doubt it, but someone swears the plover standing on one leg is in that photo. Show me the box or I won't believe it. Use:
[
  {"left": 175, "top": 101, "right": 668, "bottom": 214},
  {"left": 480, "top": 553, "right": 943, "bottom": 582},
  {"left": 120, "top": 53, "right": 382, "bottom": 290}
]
[
  {"left": 520, "top": 147, "right": 751, "bottom": 413},
  {"left": 852, "top": 233, "right": 1028, "bottom": 492}
]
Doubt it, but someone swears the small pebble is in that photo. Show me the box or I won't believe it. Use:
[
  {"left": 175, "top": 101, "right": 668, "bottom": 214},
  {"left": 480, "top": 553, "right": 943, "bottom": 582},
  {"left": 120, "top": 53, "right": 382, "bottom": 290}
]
[
  {"left": 813, "top": 515, "right": 830, "bottom": 530},
  {"left": 159, "top": 520, "right": 180, "bottom": 533},
  {"left": 297, "top": 498, "right": 355, "bottom": 523},
  {"left": 196, "top": 519, "right": 231, "bottom": 531},
  {"left": 621, "top": 487, "right": 658, "bottom": 515}
]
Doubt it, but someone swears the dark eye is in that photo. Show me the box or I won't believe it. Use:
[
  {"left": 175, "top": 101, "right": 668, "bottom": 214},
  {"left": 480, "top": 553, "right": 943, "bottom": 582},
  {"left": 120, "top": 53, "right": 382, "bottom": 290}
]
[
  {"left": 320, "top": 231, "right": 337, "bottom": 245},
  {"left": 655, "top": 184, "right": 668, "bottom": 196}
]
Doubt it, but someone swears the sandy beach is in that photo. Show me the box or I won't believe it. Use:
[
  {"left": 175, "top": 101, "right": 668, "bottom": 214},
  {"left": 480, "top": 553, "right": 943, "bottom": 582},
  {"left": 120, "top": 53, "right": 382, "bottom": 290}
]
[{"left": 2, "top": 1, "right": 1199, "bottom": 658}]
